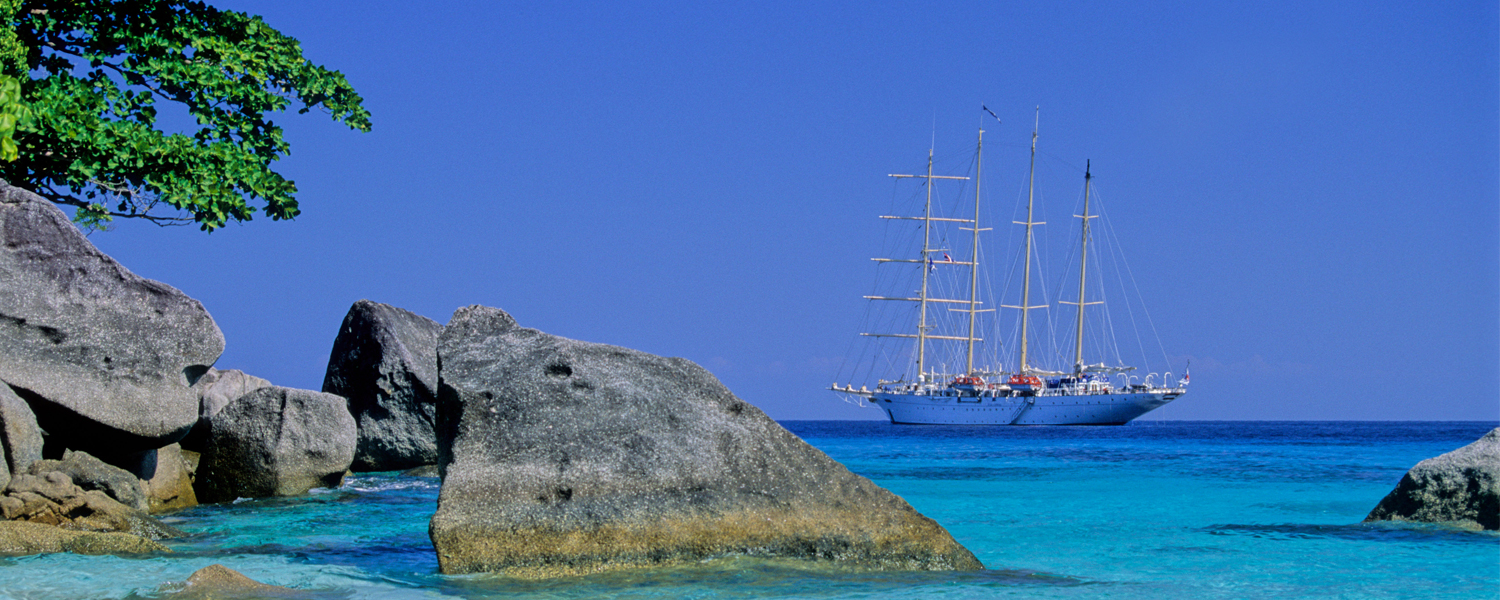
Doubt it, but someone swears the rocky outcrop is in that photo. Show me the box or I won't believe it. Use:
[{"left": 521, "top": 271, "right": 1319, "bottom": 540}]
[
  {"left": 195, "top": 386, "right": 356, "bottom": 503},
  {"left": 28, "top": 450, "right": 149, "bottom": 512},
  {"left": 181, "top": 368, "right": 272, "bottom": 452},
  {"left": 1365, "top": 428, "right": 1499, "bottom": 530},
  {"left": 0, "top": 384, "right": 43, "bottom": 483},
  {"left": 429, "top": 305, "right": 982, "bottom": 578},
  {"left": 323, "top": 300, "right": 442, "bottom": 472},
  {"left": 1, "top": 470, "right": 181, "bottom": 539},
  {"left": 0, "top": 181, "right": 224, "bottom": 457},
  {"left": 144, "top": 444, "right": 197, "bottom": 513},
  {"left": 0, "top": 520, "right": 168, "bottom": 555}
]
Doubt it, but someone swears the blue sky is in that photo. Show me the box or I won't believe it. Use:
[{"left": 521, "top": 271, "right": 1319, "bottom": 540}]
[{"left": 83, "top": 1, "right": 1497, "bottom": 420}]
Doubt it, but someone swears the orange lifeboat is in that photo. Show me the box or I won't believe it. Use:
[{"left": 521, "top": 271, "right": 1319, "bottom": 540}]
[
  {"left": 1007, "top": 374, "right": 1042, "bottom": 394},
  {"left": 950, "top": 375, "right": 984, "bottom": 390}
]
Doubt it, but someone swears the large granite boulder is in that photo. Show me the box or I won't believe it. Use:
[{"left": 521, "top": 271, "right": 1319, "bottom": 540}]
[
  {"left": 195, "top": 386, "right": 356, "bottom": 503},
  {"left": 1365, "top": 428, "right": 1499, "bottom": 530},
  {"left": 430, "top": 305, "right": 982, "bottom": 578},
  {"left": 0, "top": 181, "right": 224, "bottom": 456},
  {"left": 322, "top": 300, "right": 442, "bottom": 472},
  {"left": 0, "top": 384, "right": 43, "bottom": 483},
  {"left": 180, "top": 368, "right": 272, "bottom": 452}
]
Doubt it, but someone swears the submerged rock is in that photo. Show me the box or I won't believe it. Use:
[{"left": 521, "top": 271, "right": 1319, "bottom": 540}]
[
  {"left": 181, "top": 368, "right": 272, "bottom": 452},
  {"left": 1365, "top": 428, "right": 1499, "bottom": 530},
  {"left": 195, "top": 386, "right": 356, "bottom": 503},
  {"left": 160, "top": 564, "right": 301, "bottom": 598},
  {"left": 0, "top": 181, "right": 224, "bottom": 455},
  {"left": 0, "top": 520, "right": 168, "bottom": 555},
  {"left": 322, "top": 300, "right": 442, "bottom": 472},
  {"left": 429, "top": 305, "right": 982, "bottom": 578}
]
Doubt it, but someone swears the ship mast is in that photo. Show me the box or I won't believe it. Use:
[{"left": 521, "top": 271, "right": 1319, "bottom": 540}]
[
  {"left": 916, "top": 149, "right": 935, "bottom": 380},
  {"left": 1009, "top": 108, "right": 1046, "bottom": 375},
  {"left": 1069, "top": 161, "right": 1102, "bottom": 373},
  {"left": 964, "top": 126, "right": 986, "bottom": 374},
  {"left": 865, "top": 150, "right": 970, "bottom": 384}
]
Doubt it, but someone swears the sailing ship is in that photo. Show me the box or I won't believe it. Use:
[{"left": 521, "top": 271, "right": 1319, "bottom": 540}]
[{"left": 831, "top": 110, "right": 1187, "bottom": 425}]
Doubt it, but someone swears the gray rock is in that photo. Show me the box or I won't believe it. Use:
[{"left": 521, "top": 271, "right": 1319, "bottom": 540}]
[
  {"left": 7, "top": 471, "right": 81, "bottom": 503},
  {"left": 322, "top": 300, "right": 442, "bottom": 472},
  {"left": 195, "top": 386, "right": 356, "bottom": 503},
  {"left": 429, "top": 305, "right": 982, "bottom": 578},
  {"left": 28, "top": 450, "right": 149, "bottom": 512},
  {"left": 0, "top": 181, "right": 224, "bottom": 454},
  {"left": 180, "top": 368, "right": 272, "bottom": 452},
  {"left": 0, "top": 384, "right": 43, "bottom": 482},
  {"left": 1365, "top": 428, "right": 1499, "bottom": 530}
]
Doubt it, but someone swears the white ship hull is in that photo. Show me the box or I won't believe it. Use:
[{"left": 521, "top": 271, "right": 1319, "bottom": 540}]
[
  {"left": 869, "top": 390, "right": 1181, "bottom": 425},
  {"left": 834, "top": 120, "right": 1189, "bottom": 423}
]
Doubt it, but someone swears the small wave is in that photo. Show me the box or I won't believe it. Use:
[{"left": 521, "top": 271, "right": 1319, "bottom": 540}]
[{"left": 340, "top": 477, "right": 442, "bottom": 494}]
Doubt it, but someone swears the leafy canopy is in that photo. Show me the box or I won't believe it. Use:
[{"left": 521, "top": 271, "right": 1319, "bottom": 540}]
[{"left": 0, "top": 0, "right": 370, "bottom": 231}]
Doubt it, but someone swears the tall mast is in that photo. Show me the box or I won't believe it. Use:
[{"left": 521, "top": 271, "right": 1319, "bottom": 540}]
[
  {"left": 1072, "top": 161, "right": 1095, "bottom": 372},
  {"left": 916, "top": 148, "right": 935, "bottom": 380},
  {"left": 965, "top": 127, "right": 984, "bottom": 374},
  {"left": 867, "top": 157, "right": 971, "bottom": 383},
  {"left": 1017, "top": 108, "right": 1040, "bottom": 375}
]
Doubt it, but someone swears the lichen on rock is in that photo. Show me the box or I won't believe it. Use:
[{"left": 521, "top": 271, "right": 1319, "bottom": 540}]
[{"left": 0, "top": 520, "right": 169, "bottom": 556}]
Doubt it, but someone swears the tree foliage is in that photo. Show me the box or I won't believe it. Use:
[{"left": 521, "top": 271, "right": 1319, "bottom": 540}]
[{"left": 0, "top": 0, "right": 370, "bottom": 231}]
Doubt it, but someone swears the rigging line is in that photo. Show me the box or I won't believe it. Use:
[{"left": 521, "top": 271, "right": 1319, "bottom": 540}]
[
  {"left": 1096, "top": 212, "right": 1129, "bottom": 370},
  {"left": 1092, "top": 235, "right": 1128, "bottom": 370},
  {"left": 1095, "top": 192, "right": 1154, "bottom": 375},
  {"left": 1096, "top": 209, "right": 1128, "bottom": 370},
  {"left": 1096, "top": 188, "right": 1174, "bottom": 374}
]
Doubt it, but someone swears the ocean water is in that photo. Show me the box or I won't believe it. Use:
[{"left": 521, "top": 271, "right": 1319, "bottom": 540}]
[{"left": 0, "top": 421, "right": 1495, "bottom": 599}]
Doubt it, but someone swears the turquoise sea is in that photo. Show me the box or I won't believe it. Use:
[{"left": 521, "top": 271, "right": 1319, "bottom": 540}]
[{"left": 0, "top": 421, "right": 1495, "bottom": 599}]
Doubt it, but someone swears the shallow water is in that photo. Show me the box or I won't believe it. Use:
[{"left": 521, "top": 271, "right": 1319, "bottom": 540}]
[{"left": 0, "top": 421, "right": 1494, "bottom": 599}]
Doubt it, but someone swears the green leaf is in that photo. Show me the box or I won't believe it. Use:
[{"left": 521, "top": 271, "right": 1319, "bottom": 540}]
[{"left": 0, "top": 0, "right": 371, "bottom": 230}]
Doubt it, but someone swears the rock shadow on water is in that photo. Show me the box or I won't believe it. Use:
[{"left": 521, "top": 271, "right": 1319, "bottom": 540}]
[
  {"left": 1203, "top": 522, "right": 1500, "bottom": 544},
  {"left": 435, "top": 557, "right": 1088, "bottom": 599}
]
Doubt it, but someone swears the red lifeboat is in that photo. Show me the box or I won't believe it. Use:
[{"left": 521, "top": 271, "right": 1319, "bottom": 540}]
[
  {"left": 950, "top": 375, "right": 984, "bottom": 390},
  {"left": 1007, "top": 374, "right": 1042, "bottom": 394}
]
